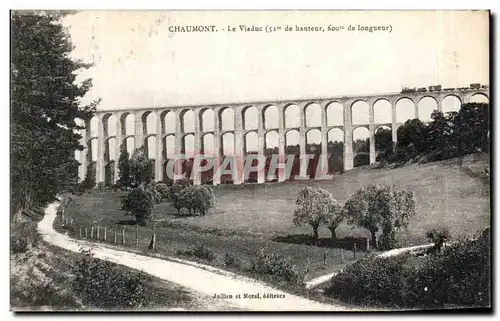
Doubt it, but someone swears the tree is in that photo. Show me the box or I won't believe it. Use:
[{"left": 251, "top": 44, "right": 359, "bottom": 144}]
[
  {"left": 343, "top": 184, "right": 416, "bottom": 250},
  {"left": 154, "top": 182, "right": 170, "bottom": 202},
  {"left": 121, "top": 183, "right": 160, "bottom": 225},
  {"left": 452, "top": 103, "right": 489, "bottom": 155},
  {"left": 192, "top": 185, "right": 216, "bottom": 216},
  {"left": 426, "top": 227, "right": 451, "bottom": 253},
  {"left": 293, "top": 186, "right": 336, "bottom": 245},
  {"left": 129, "top": 147, "right": 153, "bottom": 187},
  {"left": 324, "top": 199, "right": 344, "bottom": 241},
  {"left": 394, "top": 119, "right": 429, "bottom": 162},
  {"left": 117, "top": 142, "right": 132, "bottom": 189},
  {"left": 11, "top": 12, "right": 97, "bottom": 220},
  {"left": 374, "top": 128, "right": 393, "bottom": 161}
]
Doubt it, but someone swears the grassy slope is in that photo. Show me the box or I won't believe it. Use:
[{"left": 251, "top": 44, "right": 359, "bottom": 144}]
[{"left": 61, "top": 153, "right": 489, "bottom": 291}]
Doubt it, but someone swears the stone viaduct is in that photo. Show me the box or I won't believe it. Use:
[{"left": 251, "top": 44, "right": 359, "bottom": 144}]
[{"left": 77, "top": 88, "right": 489, "bottom": 186}]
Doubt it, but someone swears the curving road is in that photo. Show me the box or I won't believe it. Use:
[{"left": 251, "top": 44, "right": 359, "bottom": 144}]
[{"left": 38, "top": 202, "right": 357, "bottom": 311}]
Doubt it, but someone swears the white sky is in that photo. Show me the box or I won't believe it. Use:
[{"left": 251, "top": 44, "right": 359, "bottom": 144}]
[{"left": 65, "top": 10, "right": 489, "bottom": 162}]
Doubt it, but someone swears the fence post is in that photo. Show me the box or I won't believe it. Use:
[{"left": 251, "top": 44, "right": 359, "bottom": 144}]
[
  {"left": 79, "top": 228, "right": 82, "bottom": 238},
  {"left": 97, "top": 226, "right": 100, "bottom": 240},
  {"left": 91, "top": 226, "right": 94, "bottom": 239},
  {"left": 340, "top": 249, "right": 344, "bottom": 264},
  {"left": 353, "top": 243, "right": 357, "bottom": 259},
  {"left": 104, "top": 227, "right": 107, "bottom": 241},
  {"left": 122, "top": 228, "right": 126, "bottom": 245},
  {"left": 136, "top": 226, "right": 139, "bottom": 247},
  {"left": 366, "top": 238, "right": 370, "bottom": 252},
  {"left": 323, "top": 252, "right": 327, "bottom": 266},
  {"left": 85, "top": 227, "right": 88, "bottom": 238},
  {"left": 114, "top": 230, "right": 117, "bottom": 244}
]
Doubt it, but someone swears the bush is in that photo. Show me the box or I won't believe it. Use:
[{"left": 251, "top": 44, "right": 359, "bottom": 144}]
[
  {"left": 11, "top": 221, "right": 41, "bottom": 254},
  {"left": 192, "top": 244, "right": 216, "bottom": 262},
  {"left": 154, "top": 183, "right": 170, "bottom": 202},
  {"left": 121, "top": 184, "right": 158, "bottom": 225},
  {"left": 426, "top": 227, "right": 451, "bottom": 253},
  {"left": 251, "top": 249, "right": 304, "bottom": 285},
  {"left": 71, "top": 248, "right": 148, "bottom": 309},
  {"left": 326, "top": 233, "right": 491, "bottom": 308},
  {"left": 224, "top": 252, "right": 238, "bottom": 268}
]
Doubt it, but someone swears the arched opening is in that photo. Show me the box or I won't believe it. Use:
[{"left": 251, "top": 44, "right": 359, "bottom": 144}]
[
  {"left": 418, "top": 97, "right": 438, "bottom": 122},
  {"left": 305, "top": 103, "right": 321, "bottom": 127},
  {"left": 122, "top": 113, "right": 135, "bottom": 136},
  {"left": 395, "top": 98, "right": 415, "bottom": 123},
  {"left": 180, "top": 109, "right": 195, "bottom": 133},
  {"left": 104, "top": 114, "right": 116, "bottom": 138},
  {"left": 264, "top": 131, "right": 279, "bottom": 155},
  {"left": 469, "top": 94, "right": 489, "bottom": 104},
  {"left": 242, "top": 106, "right": 258, "bottom": 130},
  {"left": 142, "top": 112, "right": 157, "bottom": 135},
  {"left": 104, "top": 162, "right": 115, "bottom": 186},
  {"left": 306, "top": 128, "right": 321, "bottom": 178},
  {"left": 442, "top": 95, "right": 462, "bottom": 114},
  {"left": 374, "top": 126, "right": 392, "bottom": 161},
  {"left": 182, "top": 134, "right": 195, "bottom": 157},
  {"left": 284, "top": 104, "right": 301, "bottom": 128},
  {"left": 124, "top": 136, "right": 135, "bottom": 156},
  {"left": 351, "top": 101, "right": 370, "bottom": 125},
  {"left": 164, "top": 135, "right": 175, "bottom": 159},
  {"left": 202, "top": 133, "right": 215, "bottom": 156},
  {"left": 219, "top": 107, "right": 235, "bottom": 131},
  {"left": 162, "top": 110, "right": 176, "bottom": 134},
  {"left": 352, "top": 127, "right": 370, "bottom": 167},
  {"left": 326, "top": 102, "right": 343, "bottom": 126},
  {"left": 220, "top": 132, "right": 235, "bottom": 184},
  {"left": 145, "top": 135, "right": 156, "bottom": 159},
  {"left": 327, "top": 128, "right": 344, "bottom": 173},
  {"left": 201, "top": 133, "right": 215, "bottom": 184},
  {"left": 263, "top": 105, "right": 279, "bottom": 129},
  {"left": 284, "top": 129, "right": 301, "bottom": 180},
  {"left": 245, "top": 131, "right": 258, "bottom": 154},
  {"left": 105, "top": 137, "right": 116, "bottom": 162},
  {"left": 373, "top": 99, "right": 392, "bottom": 124},
  {"left": 200, "top": 108, "right": 215, "bottom": 132},
  {"left": 221, "top": 132, "right": 235, "bottom": 156},
  {"left": 89, "top": 115, "right": 99, "bottom": 137}
]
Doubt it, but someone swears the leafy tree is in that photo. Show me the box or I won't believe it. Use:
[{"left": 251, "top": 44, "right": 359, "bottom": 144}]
[
  {"left": 324, "top": 199, "right": 344, "bottom": 241},
  {"left": 121, "top": 183, "right": 160, "bottom": 225},
  {"left": 452, "top": 103, "right": 489, "bottom": 154},
  {"left": 117, "top": 142, "right": 132, "bottom": 189},
  {"left": 11, "top": 12, "right": 97, "bottom": 220},
  {"left": 154, "top": 182, "right": 170, "bottom": 202},
  {"left": 129, "top": 147, "right": 153, "bottom": 187},
  {"left": 374, "top": 128, "right": 393, "bottom": 161},
  {"left": 343, "top": 184, "right": 416, "bottom": 250},
  {"left": 426, "top": 227, "right": 451, "bottom": 253},
  {"left": 192, "top": 185, "right": 216, "bottom": 216},
  {"left": 293, "top": 186, "right": 336, "bottom": 245},
  {"left": 394, "top": 119, "right": 429, "bottom": 162}
]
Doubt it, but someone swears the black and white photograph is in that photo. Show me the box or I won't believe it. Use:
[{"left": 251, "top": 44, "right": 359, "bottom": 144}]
[{"left": 9, "top": 9, "right": 491, "bottom": 312}]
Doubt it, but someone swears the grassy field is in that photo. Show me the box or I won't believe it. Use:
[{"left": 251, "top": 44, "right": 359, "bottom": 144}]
[{"left": 60, "top": 153, "right": 490, "bottom": 292}]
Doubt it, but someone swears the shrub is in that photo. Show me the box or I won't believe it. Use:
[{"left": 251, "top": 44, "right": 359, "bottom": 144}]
[
  {"left": 425, "top": 227, "right": 451, "bottom": 253},
  {"left": 251, "top": 249, "right": 304, "bottom": 285},
  {"left": 192, "top": 244, "right": 216, "bottom": 262},
  {"left": 71, "top": 248, "right": 148, "bottom": 309},
  {"left": 154, "top": 183, "right": 170, "bottom": 202},
  {"left": 326, "top": 233, "right": 491, "bottom": 308},
  {"left": 121, "top": 184, "right": 157, "bottom": 225},
  {"left": 224, "top": 252, "right": 238, "bottom": 268},
  {"left": 11, "top": 221, "right": 41, "bottom": 254}
]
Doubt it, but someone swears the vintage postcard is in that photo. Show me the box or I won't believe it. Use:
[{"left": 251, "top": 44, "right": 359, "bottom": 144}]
[{"left": 10, "top": 10, "right": 490, "bottom": 312}]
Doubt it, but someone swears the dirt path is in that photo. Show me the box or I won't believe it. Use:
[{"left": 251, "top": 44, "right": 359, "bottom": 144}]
[{"left": 39, "top": 202, "right": 356, "bottom": 311}]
